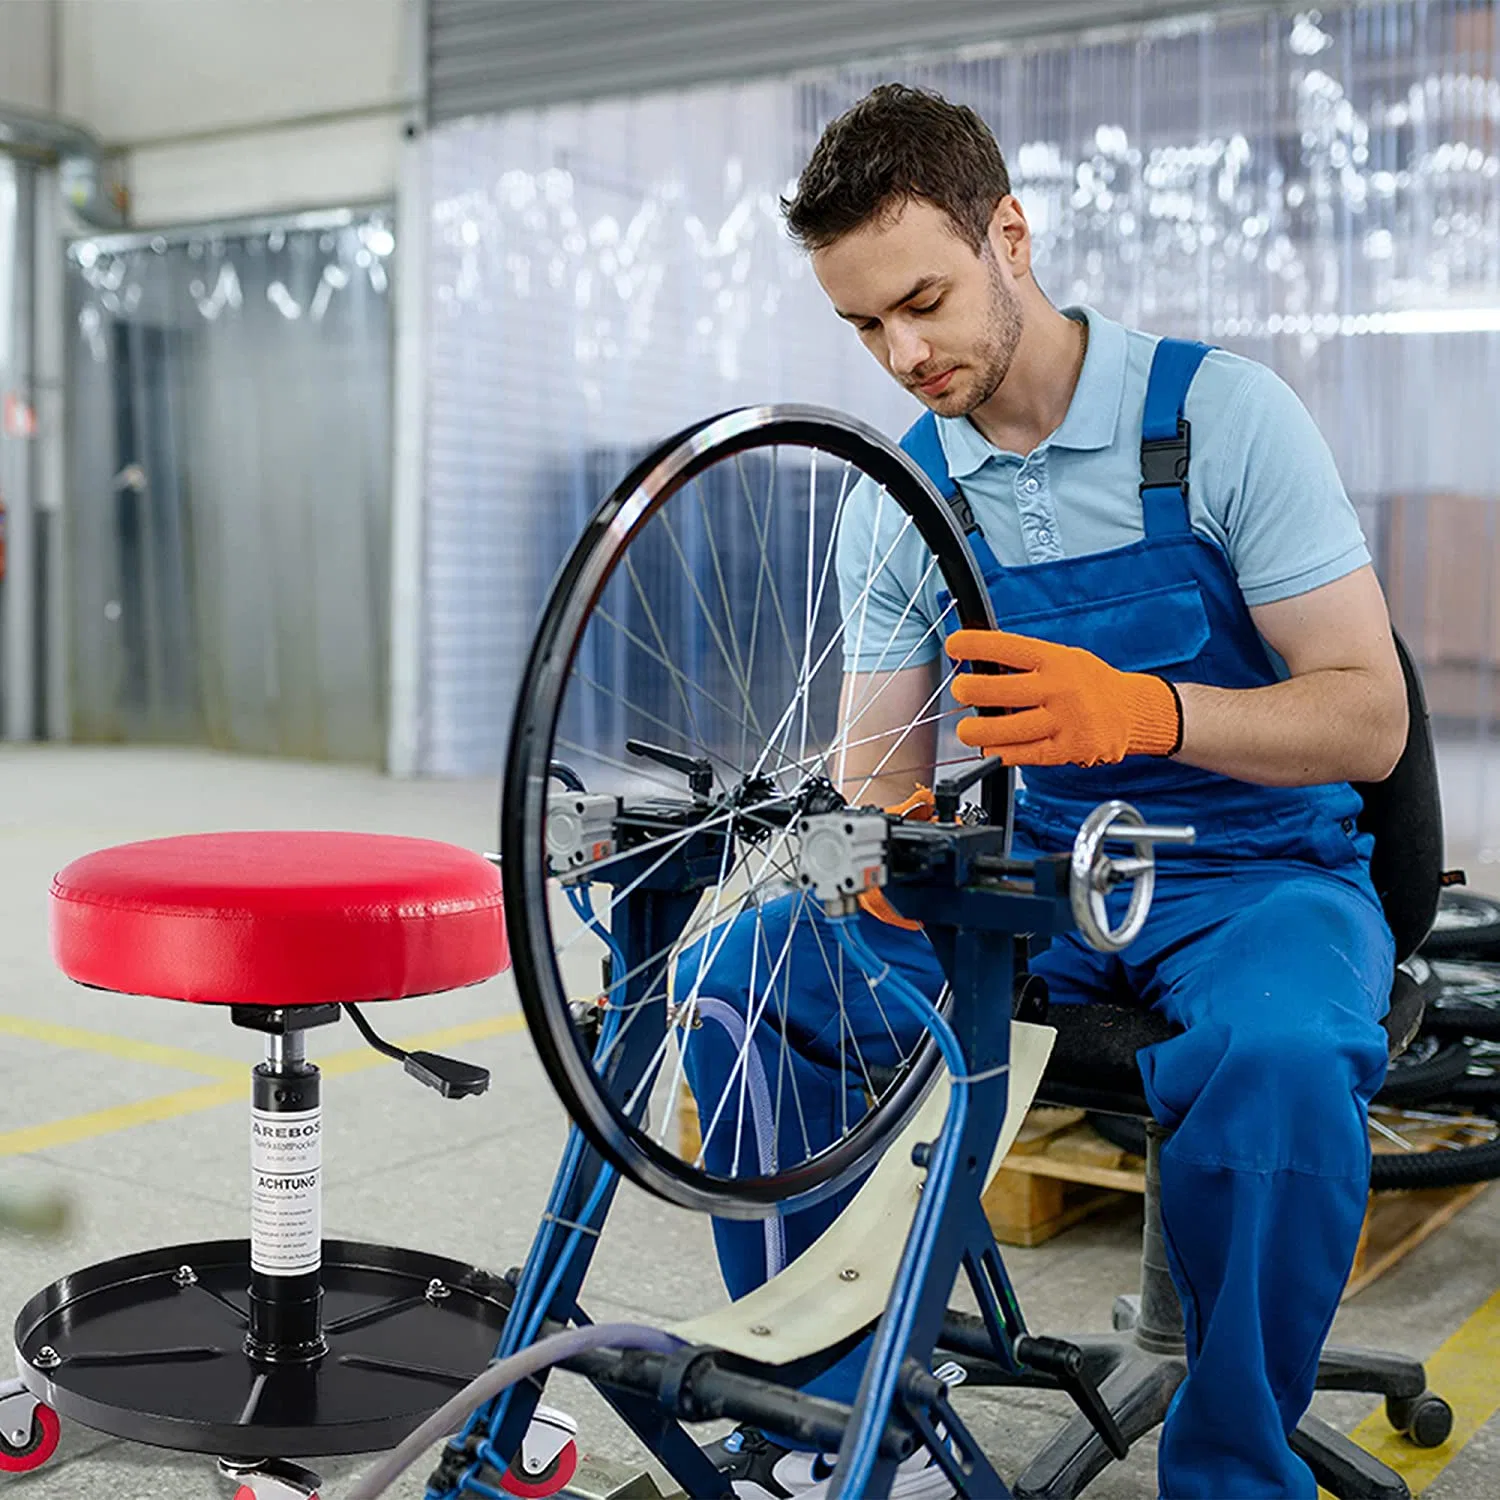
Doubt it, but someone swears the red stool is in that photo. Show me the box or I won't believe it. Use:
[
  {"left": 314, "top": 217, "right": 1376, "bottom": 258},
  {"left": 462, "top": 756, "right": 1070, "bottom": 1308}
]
[{"left": 9, "top": 832, "right": 521, "bottom": 1498}]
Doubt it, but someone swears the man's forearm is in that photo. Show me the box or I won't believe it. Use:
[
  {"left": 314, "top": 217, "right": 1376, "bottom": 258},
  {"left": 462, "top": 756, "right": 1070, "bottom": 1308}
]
[
  {"left": 835, "top": 666, "right": 940, "bottom": 807},
  {"left": 1174, "top": 669, "right": 1407, "bottom": 786}
]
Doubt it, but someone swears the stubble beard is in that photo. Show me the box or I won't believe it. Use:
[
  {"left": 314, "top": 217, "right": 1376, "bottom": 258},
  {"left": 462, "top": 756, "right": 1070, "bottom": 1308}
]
[{"left": 928, "top": 258, "right": 1024, "bottom": 418}]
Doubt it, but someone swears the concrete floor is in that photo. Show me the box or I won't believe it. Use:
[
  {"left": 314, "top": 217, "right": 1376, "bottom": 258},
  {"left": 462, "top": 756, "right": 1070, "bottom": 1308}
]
[{"left": 0, "top": 745, "right": 1496, "bottom": 1500}]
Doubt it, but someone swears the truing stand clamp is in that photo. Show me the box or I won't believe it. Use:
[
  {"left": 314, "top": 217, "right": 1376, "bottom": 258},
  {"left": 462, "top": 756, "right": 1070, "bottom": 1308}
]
[{"left": 798, "top": 767, "right": 1194, "bottom": 955}]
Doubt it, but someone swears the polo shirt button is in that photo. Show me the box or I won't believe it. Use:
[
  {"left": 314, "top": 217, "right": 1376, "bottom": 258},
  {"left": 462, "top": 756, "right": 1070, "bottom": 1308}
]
[
  {"left": 1037, "top": 529, "right": 1053, "bottom": 545},
  {"left": 1022, "top": 477, "right": 1040, "bottom": 495}
]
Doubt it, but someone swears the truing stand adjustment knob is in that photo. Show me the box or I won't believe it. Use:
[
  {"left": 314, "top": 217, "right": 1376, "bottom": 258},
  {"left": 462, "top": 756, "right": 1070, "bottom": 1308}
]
[{"left": 1070, "top": 800, "right": 1195, "bottom": 953}]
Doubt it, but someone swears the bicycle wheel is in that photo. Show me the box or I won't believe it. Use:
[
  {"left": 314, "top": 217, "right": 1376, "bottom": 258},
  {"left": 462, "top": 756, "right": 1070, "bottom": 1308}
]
[
  {"left": 1371, "top": 1034, "right": 1474, "bottom": 1107},
  {"left": 1368, "top": 1105, "right": 1500, "bottom": 1189},
  {"left": 1436, "top": 1041, "right": 1500, "bottom": 1106},
  {"left": 1090, "top": 1105, "right": 1500, "bottom": 1189},
  {"left": 1423, "top": 960, "right": 1500, "bottom": 1041},
  {"left": 1419, "top": 889, "right": 1500, "bottom": 961},
  {"left": 501, "top": 405, "right": 1001, "bottom": 1218}
]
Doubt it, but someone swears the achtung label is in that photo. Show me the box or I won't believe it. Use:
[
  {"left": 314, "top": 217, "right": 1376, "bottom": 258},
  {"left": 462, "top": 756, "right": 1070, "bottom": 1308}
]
[{"left": 250, "top": 1106, "right": 322, "bottom": 1276}]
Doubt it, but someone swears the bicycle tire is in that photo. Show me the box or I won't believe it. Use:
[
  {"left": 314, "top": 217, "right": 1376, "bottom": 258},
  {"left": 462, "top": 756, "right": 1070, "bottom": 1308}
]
[
  {"left": 1436, "top": 1073, "right": 1500, "bottom": 1106},
  {"left": 1369, "top": 1129, "right": 1500, "bottom": 1189},
  {"left": 1372, "top": 1036, "right": 1475, "bottom": 1107}
]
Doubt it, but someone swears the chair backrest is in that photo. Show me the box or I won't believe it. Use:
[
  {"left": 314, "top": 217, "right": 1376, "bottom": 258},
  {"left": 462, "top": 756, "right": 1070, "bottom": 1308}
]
[{"left": 1351, "top": 632, "right": 1444, "bottom": 965}]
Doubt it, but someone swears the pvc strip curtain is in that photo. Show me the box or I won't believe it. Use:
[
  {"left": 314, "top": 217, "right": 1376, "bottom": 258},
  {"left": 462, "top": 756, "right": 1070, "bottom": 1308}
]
[
  {"left": 421, "top": 2, "right": 1500, "bottom": 877},
  {"left": 66, "top": 210, "right": 395, "bottom": 761}
]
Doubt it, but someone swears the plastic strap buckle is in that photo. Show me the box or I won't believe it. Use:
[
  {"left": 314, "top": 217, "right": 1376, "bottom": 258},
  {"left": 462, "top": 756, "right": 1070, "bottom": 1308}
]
[
  {"left": 948, "top": 490, "right": 978, "bottom": 534},
  {"left": 1139, "top": 420, "right": 1190, "bottom": 495}
]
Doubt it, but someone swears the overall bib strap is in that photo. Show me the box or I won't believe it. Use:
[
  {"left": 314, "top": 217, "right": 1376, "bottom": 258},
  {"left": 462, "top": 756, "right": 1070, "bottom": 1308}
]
[
  {"left": 900, "top": 412, "right": 1004, "bottom": 579},
  {"left": 1140, "top": 338, "right": 1214, "bottom": 538}
]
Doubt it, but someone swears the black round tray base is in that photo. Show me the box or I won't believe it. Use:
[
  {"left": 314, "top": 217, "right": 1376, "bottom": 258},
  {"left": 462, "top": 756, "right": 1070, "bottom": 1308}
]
[{"left": 13, "top": 1238, "right": 511, "bottom": 1457}]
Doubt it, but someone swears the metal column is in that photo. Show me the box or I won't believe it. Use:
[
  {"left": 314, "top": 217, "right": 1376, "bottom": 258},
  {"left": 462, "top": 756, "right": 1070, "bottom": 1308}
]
[{"left": 0, "top": 155, "right": 37, "bottom": 742}]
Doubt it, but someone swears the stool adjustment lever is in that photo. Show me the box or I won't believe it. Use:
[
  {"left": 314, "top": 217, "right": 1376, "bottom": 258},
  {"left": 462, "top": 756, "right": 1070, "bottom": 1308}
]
[{"left": 343, "top": 1004, "right": 490, "bottom": 1099}]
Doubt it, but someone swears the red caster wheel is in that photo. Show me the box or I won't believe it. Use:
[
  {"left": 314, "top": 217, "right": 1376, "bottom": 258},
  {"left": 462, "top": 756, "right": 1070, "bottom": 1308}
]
[
  {"left": 500, "top": 1404, "right": 579, "bottom": 1498},
  {"left": 0, "top": 1381, "right": 61, "bottom": 1474},
  {"left": 219, "top": 1456, "right": 322, "bottom": 1499}
]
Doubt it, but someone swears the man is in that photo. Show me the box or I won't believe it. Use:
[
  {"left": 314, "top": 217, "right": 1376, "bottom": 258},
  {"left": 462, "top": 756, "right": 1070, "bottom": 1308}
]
[{"left": 688, "top": 83, "right": 1406, "bottom": 1499}]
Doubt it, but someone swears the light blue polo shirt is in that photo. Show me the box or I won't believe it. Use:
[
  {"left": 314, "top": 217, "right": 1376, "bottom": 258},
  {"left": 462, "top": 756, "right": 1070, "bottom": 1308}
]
[{"left": 836, "top": 305, "right": 1370, "bottom": 673}]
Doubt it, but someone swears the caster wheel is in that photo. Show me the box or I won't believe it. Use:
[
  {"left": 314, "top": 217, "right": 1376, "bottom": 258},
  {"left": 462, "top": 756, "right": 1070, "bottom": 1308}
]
[
  {"left": 1386, "top": 1391, "right": 1454, "bottom": 1449},
  {"left": 501, "top": 1404, "right": 580, "bottom": 1498},
  {"left": 0, "top": 1395, "right": 61, "bottom": 1473},
  {"left": 1111, "top": 1294, "right": 1141, "bottom": 1333},
  {"left": 220, "top": 1456, "right": 322, "bottom": 1498},
  {"left": 501, "top": 1439, "right": 578, "bottom": 1498}
]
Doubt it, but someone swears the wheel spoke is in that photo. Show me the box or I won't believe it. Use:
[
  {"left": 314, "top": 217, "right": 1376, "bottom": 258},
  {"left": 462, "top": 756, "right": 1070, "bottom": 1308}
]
[
  {"left": 733, "top": 451, "right": 803, "bottom": 688},
  {"left": 621, "top": 551, "right": 716, "bottom": 760},
  {"left": 589, "top": 606, "right": 779, "bottom": 765},
  {"left": 654, "top": 504, "right": 770, "bottom": 747},
  {"left": 694, "top": 477, "right": 765, "bottom": 771}
]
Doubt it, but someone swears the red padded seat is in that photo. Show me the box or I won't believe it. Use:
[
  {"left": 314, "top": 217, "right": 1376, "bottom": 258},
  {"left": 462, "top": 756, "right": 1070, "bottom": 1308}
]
[{"left": 51, "top": 832, "right": 507, "bottom": 1007}]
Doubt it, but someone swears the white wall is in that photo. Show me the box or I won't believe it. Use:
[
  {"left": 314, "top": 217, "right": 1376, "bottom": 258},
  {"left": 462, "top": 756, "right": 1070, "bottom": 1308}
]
[{"left": 5, "top": 0, "right": 413, "bottom": 225}]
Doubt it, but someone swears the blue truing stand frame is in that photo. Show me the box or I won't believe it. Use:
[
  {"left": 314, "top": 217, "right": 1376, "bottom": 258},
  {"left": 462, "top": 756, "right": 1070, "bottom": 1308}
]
[{"left": 428, "top": 814, "right": 1114, "bottom": 1500}]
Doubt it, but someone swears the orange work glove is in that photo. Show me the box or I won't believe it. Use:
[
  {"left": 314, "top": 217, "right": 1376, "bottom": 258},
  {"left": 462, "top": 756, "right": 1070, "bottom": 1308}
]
[
  {"left": 945, "top": 629, "right": 1183, "bottom": 767},
  {"left": 856, "top": 785, "right": 933, "bottom": 931}
]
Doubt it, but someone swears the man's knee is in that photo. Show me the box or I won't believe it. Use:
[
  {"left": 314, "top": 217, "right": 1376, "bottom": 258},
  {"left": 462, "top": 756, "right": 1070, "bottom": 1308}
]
[
  {"left": 1221, "top": 1021, "right": 1377, "bottom": 1105},
  {"left": 675, "top": 902, "right": 778, "bottom": 1014},
  {"left": 1150, "top": 1016, "right": 1383, "bottom": 1175}
]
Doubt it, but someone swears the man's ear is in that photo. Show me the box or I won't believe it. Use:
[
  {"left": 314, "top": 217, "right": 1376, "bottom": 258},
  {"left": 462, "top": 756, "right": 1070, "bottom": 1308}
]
[{"left": 987, "top": 195, "right": 1031, "bottom": 280}]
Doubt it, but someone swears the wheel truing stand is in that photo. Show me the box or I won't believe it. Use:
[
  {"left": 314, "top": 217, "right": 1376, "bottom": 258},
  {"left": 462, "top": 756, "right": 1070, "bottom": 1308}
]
[{"left": 428, "top": 758, "right": 1192, "bottom": 1500}]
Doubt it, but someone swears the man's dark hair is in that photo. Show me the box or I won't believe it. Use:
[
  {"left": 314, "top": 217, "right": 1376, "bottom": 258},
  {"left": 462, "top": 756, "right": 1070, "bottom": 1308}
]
[{"left": 782, "top": 83, "right": 1011, "bottom": 253}]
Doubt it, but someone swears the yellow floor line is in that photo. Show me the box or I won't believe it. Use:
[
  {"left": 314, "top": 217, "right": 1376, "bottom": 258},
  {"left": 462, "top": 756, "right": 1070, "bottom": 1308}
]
[
  {"left": 0, "top": 1014, "right": 243, "bottom": 1080},
  {"left": 1338, "top": 1284, "right": 1500, "bottom": 1495},
  {"left": 0, "top": 1079, "right": 245, "bottom": 1157},
  {"left": 0, "top": 1013, "right": 527, "bottom": 1158}
]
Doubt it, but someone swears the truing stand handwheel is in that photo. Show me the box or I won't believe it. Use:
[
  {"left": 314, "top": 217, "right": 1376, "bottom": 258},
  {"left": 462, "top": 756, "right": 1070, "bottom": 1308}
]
[{"left": 1069, "top": 800, "right": 1195, "bottom": 952}]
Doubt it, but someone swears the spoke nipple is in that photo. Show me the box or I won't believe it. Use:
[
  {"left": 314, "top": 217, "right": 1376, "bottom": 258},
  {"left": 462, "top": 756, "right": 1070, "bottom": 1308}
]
[
  {"left": 749, "top": 1324, "right": 772, "bottom": 1336},
  {"left": 839, "top": 1267, "right": 860, "bottom": 1282},
  {"left": 426, "top": 1278, "right": 451, "bottom": 1302},
  {"left": 35, "top": 1346, "right": 60, "bottom": 1369},
  {"left": 173, "top": 1264, "right": 199, "bottom": 1288}
]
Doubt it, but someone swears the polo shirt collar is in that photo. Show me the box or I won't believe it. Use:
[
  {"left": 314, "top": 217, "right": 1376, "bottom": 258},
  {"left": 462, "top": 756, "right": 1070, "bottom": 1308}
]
[
  {"left": 1051, "top": 305, "right": 1126, "bottom": 452},
  {"left": 934, "top": 304, "right": 1128, "bottom": 476}
]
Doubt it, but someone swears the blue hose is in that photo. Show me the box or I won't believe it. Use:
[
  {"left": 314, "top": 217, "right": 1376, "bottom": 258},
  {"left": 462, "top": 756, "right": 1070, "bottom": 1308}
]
[
  {"left": 429, "top": 883, "right": 628, "bottom": 1498},
  {"left": 826, "top": 913, "right": 970, "bottom": 1498}
]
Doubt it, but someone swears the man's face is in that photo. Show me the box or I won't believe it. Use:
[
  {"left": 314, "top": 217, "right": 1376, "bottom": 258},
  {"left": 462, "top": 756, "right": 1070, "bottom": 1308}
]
[{"left": 812, "top": 196, "right": 1024, "bottom": 417}]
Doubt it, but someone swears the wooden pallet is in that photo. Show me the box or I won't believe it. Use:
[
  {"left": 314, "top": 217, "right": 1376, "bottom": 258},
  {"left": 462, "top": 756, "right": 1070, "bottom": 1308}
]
[
  {"left": 679, "top": 1089, "right": 1490, "bottom": 1296},
  {"left": 987, "top": 1105, "right": 1493, "bottom": 1298}
]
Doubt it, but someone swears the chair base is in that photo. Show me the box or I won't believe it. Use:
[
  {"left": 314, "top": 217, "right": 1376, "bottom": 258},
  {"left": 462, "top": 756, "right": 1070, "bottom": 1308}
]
[
  {"left": 995, "top": 1297, "right": 1422, "bottom": 1500},
  {"left": 13, "top": 1238, "right": 511, "bottom": 1457}
]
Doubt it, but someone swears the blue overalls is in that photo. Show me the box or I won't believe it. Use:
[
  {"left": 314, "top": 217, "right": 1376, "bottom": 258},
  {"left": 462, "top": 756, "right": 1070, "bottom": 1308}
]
[{"left": 680, "top": 340, "right": 1394, "bottom": 1497}]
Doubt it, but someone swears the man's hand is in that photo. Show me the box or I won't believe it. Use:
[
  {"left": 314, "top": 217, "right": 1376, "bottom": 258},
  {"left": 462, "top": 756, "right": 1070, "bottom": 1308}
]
[
  {"left": 946, "top": 570, "right": 1407, "bottom": 786},
  {"left": 858, "top": 785, "right": 933, "bottom": 930},
  {"left": 945, "top": 630, "right": 1182, "bottom": 766}
]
